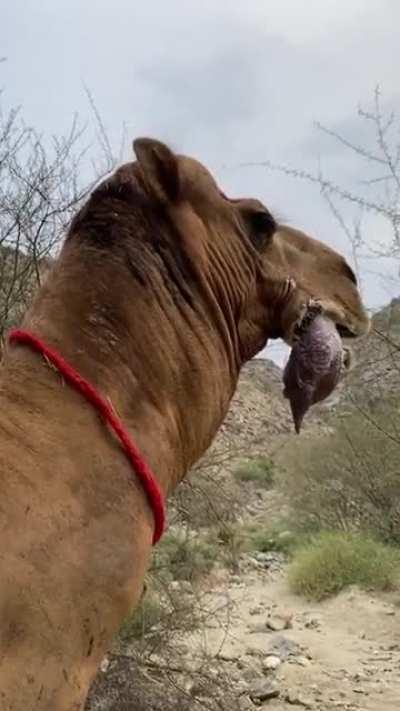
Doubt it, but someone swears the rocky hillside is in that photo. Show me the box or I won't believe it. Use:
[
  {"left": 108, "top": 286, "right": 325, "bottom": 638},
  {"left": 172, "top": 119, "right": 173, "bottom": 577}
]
[
  {"left": 341, "top": 297, "right": 400, "bottom": 405},
  {"left": 222, "top": 358, "right": 294, "bottom": 448}
]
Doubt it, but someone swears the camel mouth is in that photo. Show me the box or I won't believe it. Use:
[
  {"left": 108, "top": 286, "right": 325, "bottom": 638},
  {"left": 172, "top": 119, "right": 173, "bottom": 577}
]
[
  {"left": 293, "top": 303, "right": 322, "bottom": 339},
  {"left": 293, "top": 303, "right": 359, "bottom": 345}
]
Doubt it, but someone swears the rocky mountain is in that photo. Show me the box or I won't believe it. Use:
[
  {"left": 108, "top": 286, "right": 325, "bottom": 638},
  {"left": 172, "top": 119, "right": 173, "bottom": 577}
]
[
  {"left": 342, "top": 297, "right": 400, "bottom": 405},
  {"left": 222, "top": 358, "right": 294, "bottom": 448}
]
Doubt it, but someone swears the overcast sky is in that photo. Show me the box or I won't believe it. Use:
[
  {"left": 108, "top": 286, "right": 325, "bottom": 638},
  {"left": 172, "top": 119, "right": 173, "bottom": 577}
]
[{"left": 2, "top": 0, "right": 399, "bottom": 364}]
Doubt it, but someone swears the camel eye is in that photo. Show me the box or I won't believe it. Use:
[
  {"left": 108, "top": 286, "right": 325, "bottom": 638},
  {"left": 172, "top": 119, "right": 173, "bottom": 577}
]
[
  {"left": 251, "top": 209, "right": 275, "bottom": 233},
  {"left": 343, "top": 263, "right": 357, "bottom": 285},
  {"left": 245, "top": 208, "right": 276, "bottom": 250}
]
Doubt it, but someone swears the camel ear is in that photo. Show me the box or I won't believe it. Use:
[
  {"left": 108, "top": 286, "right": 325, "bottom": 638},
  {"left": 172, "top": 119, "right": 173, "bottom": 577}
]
[{"left": 133, "top": 137, "right": 180, "bottom": 203}]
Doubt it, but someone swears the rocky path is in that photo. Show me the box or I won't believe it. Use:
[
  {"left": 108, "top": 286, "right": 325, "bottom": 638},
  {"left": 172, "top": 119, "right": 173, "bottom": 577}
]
[
  {"left": 181, "top": 556, "right": 400, "bottom": 710},
  {"left": 88, "top": 481, "right": 400, "bottom": 710}
]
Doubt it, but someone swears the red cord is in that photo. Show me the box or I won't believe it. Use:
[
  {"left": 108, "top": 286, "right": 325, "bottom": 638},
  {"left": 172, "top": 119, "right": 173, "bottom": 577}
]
[{"left": 8, "top": 328, "right": 165, "bottom": 544}]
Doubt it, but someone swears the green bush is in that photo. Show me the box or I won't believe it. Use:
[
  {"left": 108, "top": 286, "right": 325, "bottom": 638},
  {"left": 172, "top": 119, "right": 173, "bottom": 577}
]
[
  {"left": 243, "top": 522, "right": 305, "bottom": 555},
  {"left": 118, "top": 591, "right": 164, "bottom": 642},
  {"left": 216, "top": 522, "right": 245, "bottom": 571},
  {"left": 288, "top": 531, "right": 400, "bottom": 600},
  {"left": 233, "top": 456, "right": 275, "bottom": 489},
  {"left": 152, "top": 529, "right": 219, "bottom": 583}
]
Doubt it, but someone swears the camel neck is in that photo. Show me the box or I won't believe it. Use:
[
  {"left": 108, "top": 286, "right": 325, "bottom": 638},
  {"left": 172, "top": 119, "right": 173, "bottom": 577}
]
[{"left": 13, "top": 245, "right": 239, "bottom": 495}]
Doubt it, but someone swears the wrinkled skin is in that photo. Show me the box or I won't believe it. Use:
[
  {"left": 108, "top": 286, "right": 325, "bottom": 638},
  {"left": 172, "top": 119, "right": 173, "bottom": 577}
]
[
  {"left": 0, "top": 138, "right": 369, "bottom": 711},
  {"left": 283, "top": 313, "right": 345, "bottom": 433}
]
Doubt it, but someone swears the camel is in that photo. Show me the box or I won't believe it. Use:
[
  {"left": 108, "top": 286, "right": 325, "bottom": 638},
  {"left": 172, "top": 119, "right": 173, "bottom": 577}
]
[{"left": 0, "top": 138, "right": 369, "bottom": 710}]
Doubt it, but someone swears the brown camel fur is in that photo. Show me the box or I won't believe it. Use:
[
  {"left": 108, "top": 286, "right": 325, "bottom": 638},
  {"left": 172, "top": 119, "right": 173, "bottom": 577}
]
[{"left": 0, "top": 138, "right": 369, "bottom": 710}]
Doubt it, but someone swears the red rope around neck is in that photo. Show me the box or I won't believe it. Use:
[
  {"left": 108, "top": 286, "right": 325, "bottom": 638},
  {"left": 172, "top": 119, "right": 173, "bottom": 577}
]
[{"left": 8, "top": 328, "right": 165, "bottom": 545}]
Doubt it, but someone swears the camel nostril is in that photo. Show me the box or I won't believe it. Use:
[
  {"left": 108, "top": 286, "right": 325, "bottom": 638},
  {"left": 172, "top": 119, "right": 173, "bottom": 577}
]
[
  {"left": 336, "top": 323, "right": 356, "bottom": 338},
  {"left": 341, "top": 347, "right": 353, "bottom": 371}
]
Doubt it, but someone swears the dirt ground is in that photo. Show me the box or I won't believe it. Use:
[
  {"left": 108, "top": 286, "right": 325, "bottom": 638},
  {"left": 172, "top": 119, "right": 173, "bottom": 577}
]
[
  {"left": 88, "top": 551, "right": 400, "bottom": 711},
  {"left": 87, "top": 476, "right": 400, "bottom": 711},
  {"left": 179, "top": 560, "right": 400, "bottom": 710}
]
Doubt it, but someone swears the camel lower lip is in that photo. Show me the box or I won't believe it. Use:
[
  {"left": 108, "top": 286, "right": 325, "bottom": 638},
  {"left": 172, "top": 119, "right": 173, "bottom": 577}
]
[{"left": 296, "top": 309, "right": 355, "bottom": 341}]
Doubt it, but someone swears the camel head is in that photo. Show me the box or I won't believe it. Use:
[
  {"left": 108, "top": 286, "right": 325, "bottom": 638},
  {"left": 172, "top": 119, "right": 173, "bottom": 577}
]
[{"left": 119, "top": 138, "right": 369, "bottom": 429}]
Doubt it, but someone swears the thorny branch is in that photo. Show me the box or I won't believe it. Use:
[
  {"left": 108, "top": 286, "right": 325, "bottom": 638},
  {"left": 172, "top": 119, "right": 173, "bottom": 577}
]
[{"left": 244, "top": 86, "right": 400, "bottom": 263}]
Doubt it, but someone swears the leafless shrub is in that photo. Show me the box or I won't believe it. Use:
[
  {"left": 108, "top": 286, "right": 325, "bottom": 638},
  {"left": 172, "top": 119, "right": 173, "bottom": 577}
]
[
  {"left": 100, "top": 539, "right": 245, "bottom": 711},
  {"left": 172, "top": 442, "right": 246, "bottom": 530},
  {"left": 0, "top": 86, "right": 118, "bottom": 342},
  {"left": 86, "top": 650, "right": 247, "bottom": 711},
  {"left": 245, "top": 86, "right": 400, "bottom": 291},
  {"left": 280, "top": 398, "right": 400, "bottom": 542}
]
